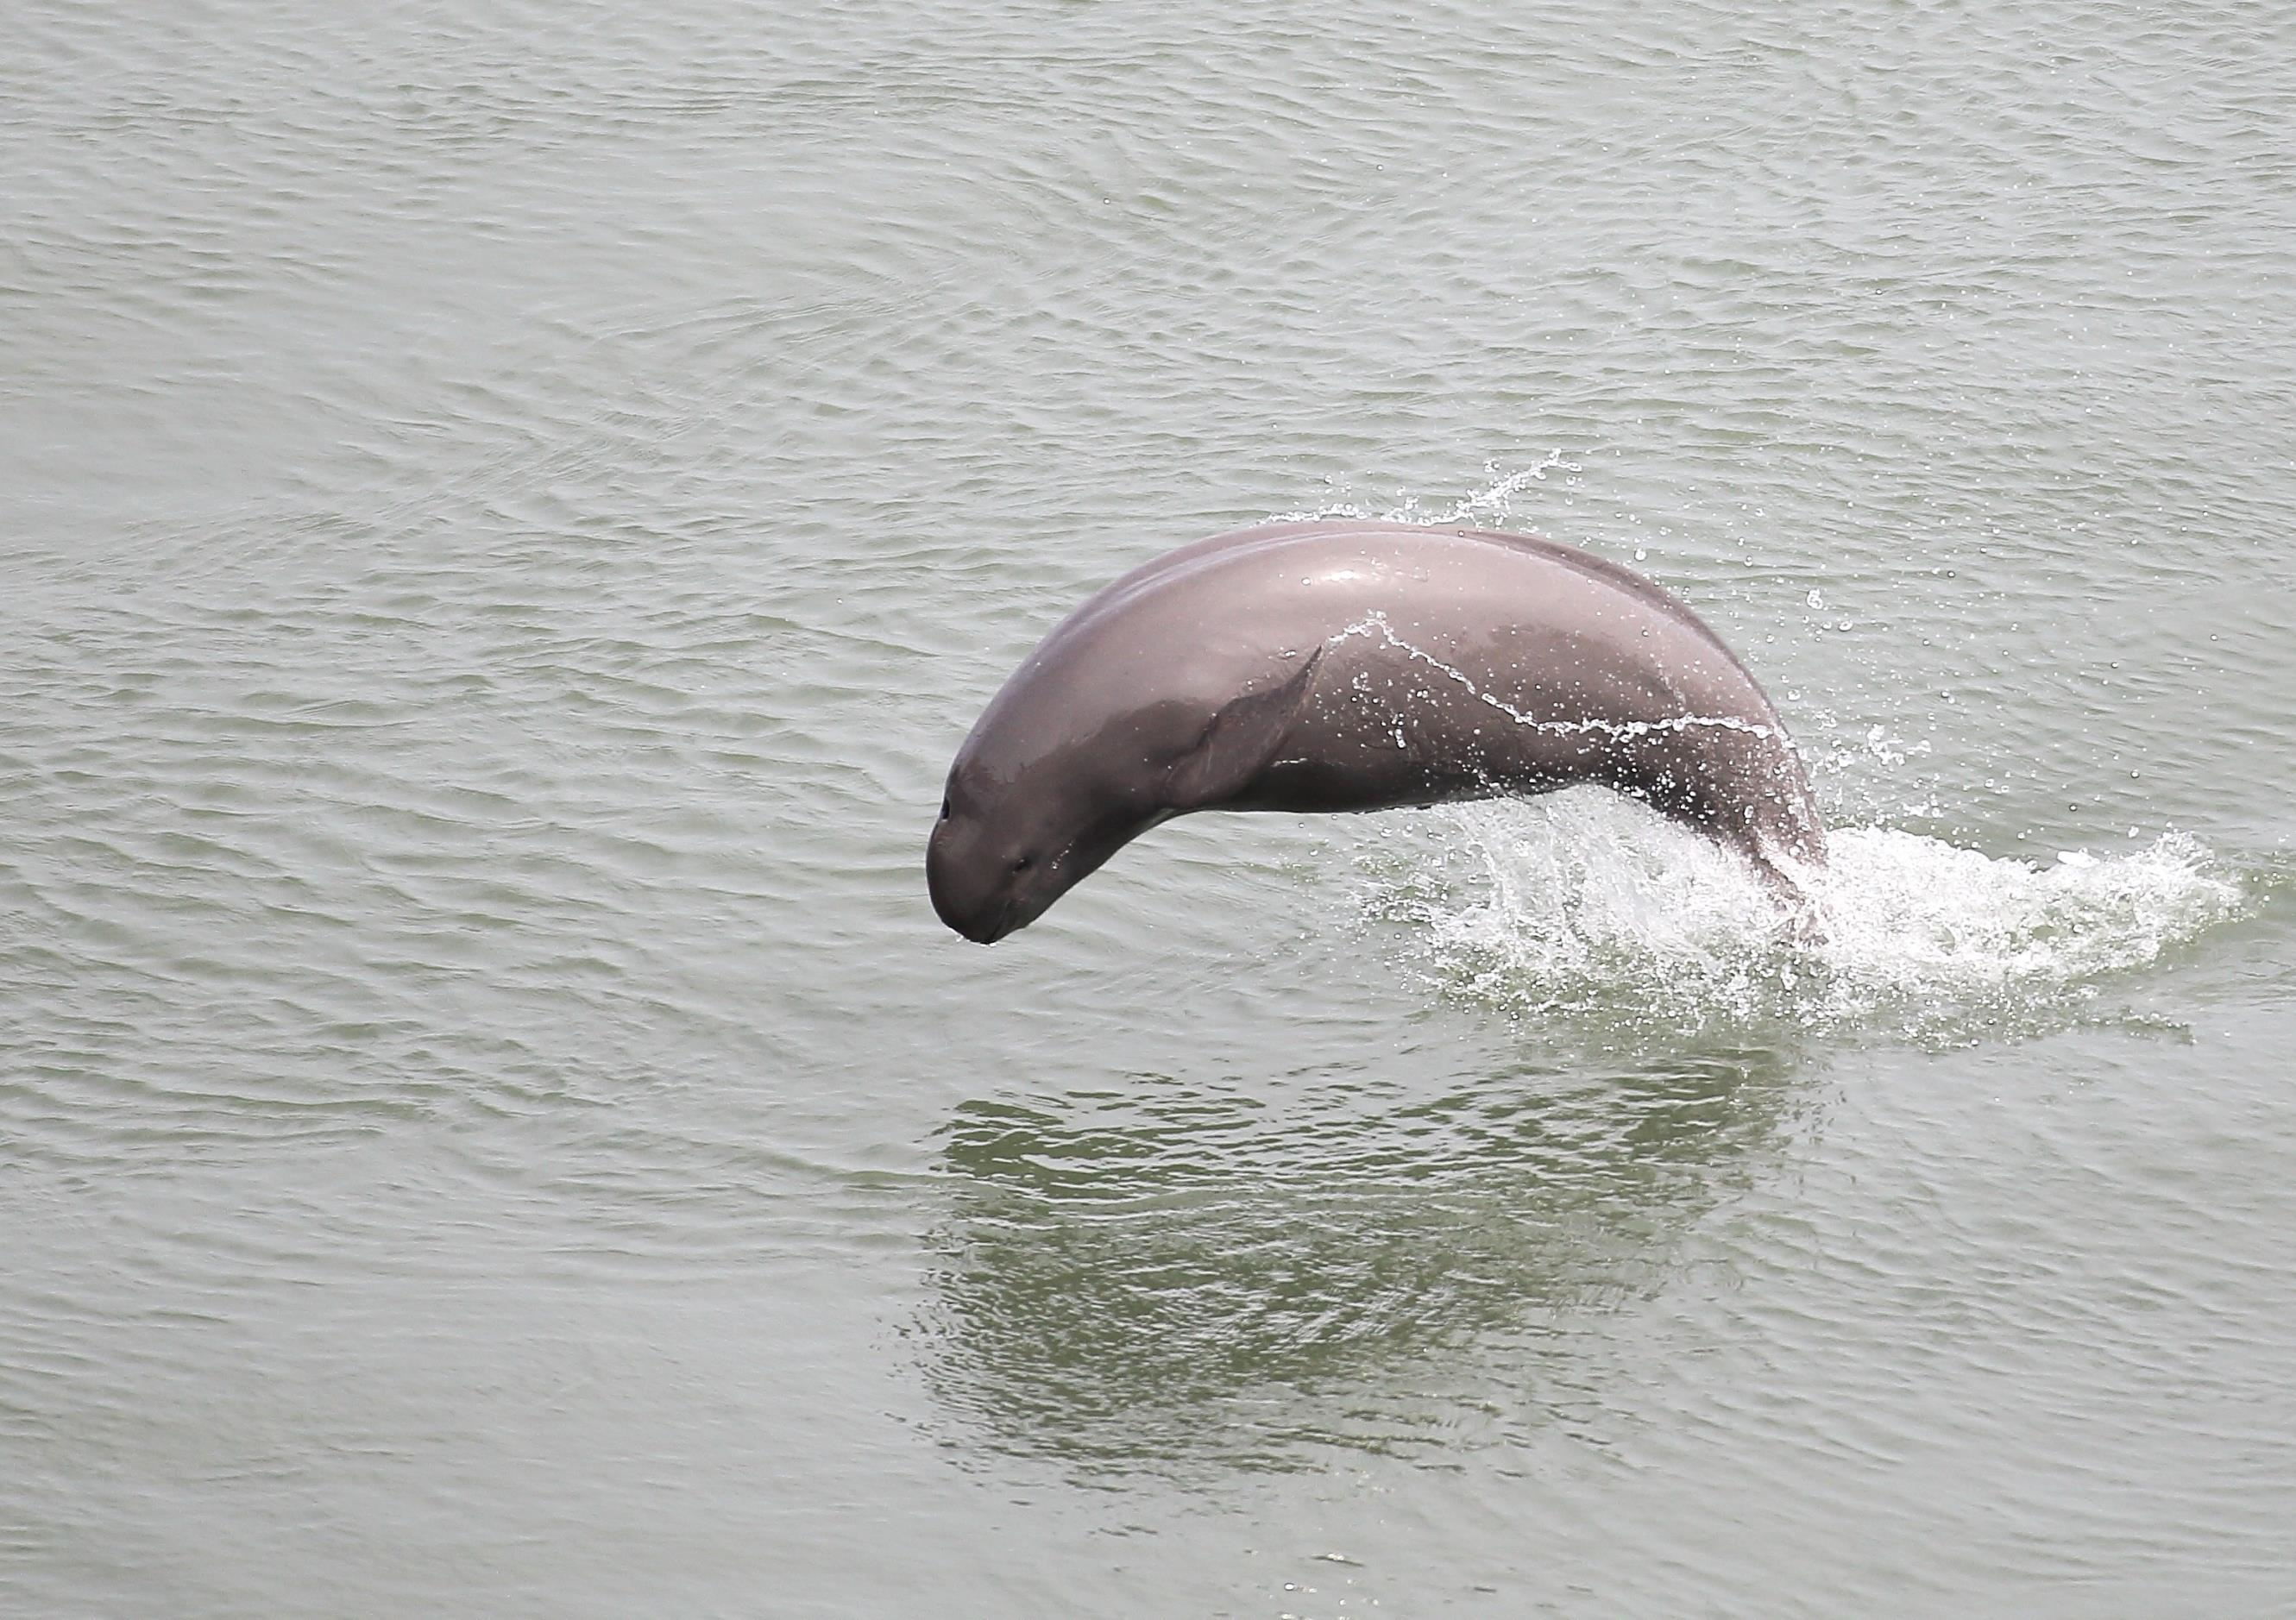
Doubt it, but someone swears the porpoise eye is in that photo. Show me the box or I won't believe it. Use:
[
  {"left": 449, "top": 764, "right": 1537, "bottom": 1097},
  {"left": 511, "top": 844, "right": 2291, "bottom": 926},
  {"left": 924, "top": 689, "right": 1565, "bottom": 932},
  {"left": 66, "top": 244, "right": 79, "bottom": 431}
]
[
  {"left": 940, "top": 797, "right": 951, "bottom": 821},
  {"left": 1011, "top": 855, "right": 1033, "bottom": 873}
]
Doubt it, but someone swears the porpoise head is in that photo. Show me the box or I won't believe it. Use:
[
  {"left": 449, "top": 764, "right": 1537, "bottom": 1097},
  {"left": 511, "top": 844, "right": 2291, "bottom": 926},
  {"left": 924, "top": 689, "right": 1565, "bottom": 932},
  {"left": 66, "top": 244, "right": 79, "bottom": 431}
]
[
  {"left": 927, "top": 647, "right": 1323, "bottom": 944},
  {"left": 926, "top": 750, "right": 1144, "bottom": 945}
]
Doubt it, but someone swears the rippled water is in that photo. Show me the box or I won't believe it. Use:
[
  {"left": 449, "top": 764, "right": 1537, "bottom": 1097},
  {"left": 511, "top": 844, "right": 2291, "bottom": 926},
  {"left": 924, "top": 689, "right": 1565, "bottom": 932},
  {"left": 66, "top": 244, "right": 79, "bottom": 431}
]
[{"left": 6, "top": 0, "right": 2294, "bottom": 1612}]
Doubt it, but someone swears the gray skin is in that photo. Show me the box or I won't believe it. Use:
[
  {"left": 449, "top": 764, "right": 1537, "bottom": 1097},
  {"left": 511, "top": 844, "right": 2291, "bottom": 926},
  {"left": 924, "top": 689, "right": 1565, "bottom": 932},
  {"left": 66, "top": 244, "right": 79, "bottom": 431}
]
[{"left": 928, "top": 520, "right": 1825, "bottom": 945}]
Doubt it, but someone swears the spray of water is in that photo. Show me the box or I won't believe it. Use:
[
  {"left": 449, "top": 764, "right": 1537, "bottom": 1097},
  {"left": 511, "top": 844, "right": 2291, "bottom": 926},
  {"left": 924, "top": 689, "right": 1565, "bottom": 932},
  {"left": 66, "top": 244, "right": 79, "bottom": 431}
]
[
  {"left": 1353, "top": 794, "right": 2242, "bottom": 1040},
  {"left": 1274, "top": 451, "right": 1582, "bottom": 528}
]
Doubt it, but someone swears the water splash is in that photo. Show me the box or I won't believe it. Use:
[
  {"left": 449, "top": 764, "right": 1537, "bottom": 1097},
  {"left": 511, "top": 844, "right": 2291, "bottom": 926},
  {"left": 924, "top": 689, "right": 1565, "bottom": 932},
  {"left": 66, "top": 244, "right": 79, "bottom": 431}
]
[
  {"left": 1328, "top": 609, "right": 1780, "bottom": 742},
  {"left": 1274, "top": 452, "right": 1582, "bottom": 527},
  {"left": 1353, "top": 794, "right": 2243, "bottom": 1041}
]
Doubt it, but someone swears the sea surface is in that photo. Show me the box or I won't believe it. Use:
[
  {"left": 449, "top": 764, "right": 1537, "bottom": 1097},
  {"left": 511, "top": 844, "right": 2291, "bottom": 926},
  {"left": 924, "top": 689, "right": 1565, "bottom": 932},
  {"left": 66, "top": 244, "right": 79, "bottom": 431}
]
[{"left": 5, "top": 1, "right": 2294, "bottom": 1613}]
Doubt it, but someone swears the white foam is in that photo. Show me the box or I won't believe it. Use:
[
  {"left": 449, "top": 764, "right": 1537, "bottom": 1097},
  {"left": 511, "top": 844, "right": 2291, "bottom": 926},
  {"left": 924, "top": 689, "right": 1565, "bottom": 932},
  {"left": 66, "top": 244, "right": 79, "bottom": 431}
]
[{"left": 1352, "top": 794, "right": 2243, "bottom": 1039}]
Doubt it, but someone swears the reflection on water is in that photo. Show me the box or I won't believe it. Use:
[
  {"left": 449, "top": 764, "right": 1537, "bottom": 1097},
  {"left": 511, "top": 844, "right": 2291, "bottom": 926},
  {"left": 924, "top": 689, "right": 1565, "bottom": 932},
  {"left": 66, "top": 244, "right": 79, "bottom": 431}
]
[{"left": 922, "top": 1044, "right": 1801, "bottom": 1474}]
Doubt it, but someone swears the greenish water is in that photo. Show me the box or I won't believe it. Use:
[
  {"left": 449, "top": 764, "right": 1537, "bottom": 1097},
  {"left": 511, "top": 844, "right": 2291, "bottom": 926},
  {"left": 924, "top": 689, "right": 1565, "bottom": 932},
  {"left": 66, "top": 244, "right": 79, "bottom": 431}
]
[{"left": 4, "top": 1, "right": 2293, "bottom": 1612}]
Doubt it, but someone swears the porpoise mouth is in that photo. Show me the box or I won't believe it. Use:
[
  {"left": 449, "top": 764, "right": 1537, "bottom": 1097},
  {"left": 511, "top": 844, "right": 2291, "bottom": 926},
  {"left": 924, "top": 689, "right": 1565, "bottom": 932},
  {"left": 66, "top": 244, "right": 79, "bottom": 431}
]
[
  {"left": 926, "top": 845, "right": 1015, "bottom": 944},
  {"left": 950, "top": 898, "right": 1016, "bottom": 945}
]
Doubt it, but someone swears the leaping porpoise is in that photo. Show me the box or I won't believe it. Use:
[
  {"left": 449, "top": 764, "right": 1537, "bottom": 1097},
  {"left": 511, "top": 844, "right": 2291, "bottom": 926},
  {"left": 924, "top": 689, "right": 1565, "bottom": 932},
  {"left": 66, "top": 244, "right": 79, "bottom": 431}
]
[{"left": 928, "top": 520, "right": 1825, "bottom": 944}]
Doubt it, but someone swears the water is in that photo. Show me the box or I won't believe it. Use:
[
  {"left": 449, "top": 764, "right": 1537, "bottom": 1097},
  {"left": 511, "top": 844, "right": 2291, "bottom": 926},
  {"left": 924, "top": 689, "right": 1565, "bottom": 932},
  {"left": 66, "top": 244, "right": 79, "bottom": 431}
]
[{"left": 4, "top": 0, "right": 2293, "bottom": 1611}]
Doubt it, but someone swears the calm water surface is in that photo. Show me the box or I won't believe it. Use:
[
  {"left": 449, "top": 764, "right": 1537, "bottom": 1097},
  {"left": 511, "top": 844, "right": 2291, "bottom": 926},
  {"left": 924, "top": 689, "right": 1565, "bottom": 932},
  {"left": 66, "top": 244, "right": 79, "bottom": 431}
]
[{"left": 5, "top": 1, "right": 2294, "bottom": 1613}]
